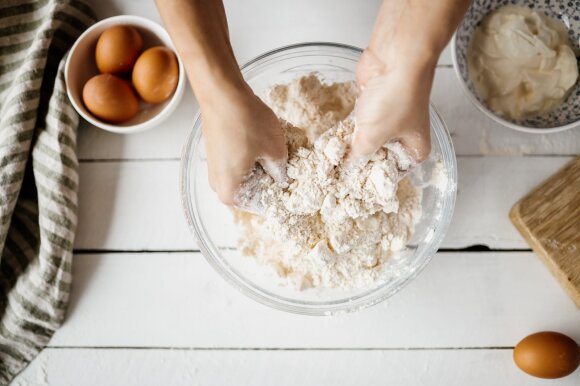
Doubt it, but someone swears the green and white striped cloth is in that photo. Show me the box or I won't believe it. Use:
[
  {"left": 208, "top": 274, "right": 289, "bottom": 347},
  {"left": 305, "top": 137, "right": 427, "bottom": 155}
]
[{"left": 0, "top": 0, "right": 95, "bottom": 383}]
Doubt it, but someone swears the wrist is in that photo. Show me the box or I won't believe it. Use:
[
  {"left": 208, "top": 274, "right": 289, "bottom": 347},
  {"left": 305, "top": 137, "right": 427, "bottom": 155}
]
[
  {"left": 368, "top": 37, "right": 439, "bottom": 71},
  {"left": 185, "top": 54, "right": 252, "bottom": 107},
  {"left": 396, "top": 48, "right": 438, "bottom": 80},
  {"left": 364, "top": 44, "right": 438, "bottom": 84},
  {"left": 197, "top": 81, "right": 259, "bottom": 122}
]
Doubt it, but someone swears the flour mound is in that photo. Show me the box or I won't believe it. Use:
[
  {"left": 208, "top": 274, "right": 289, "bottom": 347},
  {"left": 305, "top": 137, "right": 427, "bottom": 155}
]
[
  {"left": 267, "top": 73, "right": 357, "bottom": 143},
  {"left": 233, "top": 74, "right": 422, "bottom": 290}
]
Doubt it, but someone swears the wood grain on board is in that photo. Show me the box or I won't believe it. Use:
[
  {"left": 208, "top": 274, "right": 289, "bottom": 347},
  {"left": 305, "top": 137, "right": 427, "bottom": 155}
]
[{"left": 510, "top": 157, "right": 580, "bottom": 308}]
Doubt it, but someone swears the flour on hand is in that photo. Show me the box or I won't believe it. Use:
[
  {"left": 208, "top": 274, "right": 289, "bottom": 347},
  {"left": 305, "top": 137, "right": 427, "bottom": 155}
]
[{"left": 233, "top": 74, "right": 422, "bottom": 290}]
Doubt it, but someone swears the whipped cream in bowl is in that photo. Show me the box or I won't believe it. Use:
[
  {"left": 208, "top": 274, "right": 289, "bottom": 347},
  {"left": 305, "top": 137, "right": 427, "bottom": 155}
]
[
  {"left": 453, "top": 1, "right": 580, "bottom": 133},
  {"left": 180, "top": 43, "right": 457, "bottom": 315},
  {"left": 468, "top": 5, "right": 578, "bottom": 120}
]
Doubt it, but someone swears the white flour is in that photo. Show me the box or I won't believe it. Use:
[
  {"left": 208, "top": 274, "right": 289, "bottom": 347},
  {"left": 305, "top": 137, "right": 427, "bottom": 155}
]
[{"left": 233, "top": 74, "right": 422, "bottom": 290}]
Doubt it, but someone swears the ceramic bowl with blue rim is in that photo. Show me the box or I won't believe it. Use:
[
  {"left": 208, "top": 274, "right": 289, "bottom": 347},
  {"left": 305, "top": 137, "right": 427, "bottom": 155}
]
[{"left": 452, "top": 0, "right": 580, "bottom": 133}]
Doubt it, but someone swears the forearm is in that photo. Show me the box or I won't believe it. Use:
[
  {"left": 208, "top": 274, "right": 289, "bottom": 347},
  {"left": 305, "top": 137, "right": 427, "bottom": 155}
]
[
  {"left": 155, "top": 0, "right": 248, "bottom": 105},
  {"left": 369, "top": 0, "right": 471, "bottom": 67}
]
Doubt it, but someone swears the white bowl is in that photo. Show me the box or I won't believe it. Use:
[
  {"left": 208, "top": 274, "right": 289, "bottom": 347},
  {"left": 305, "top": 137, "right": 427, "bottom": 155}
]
[{"left": 65, "top": 15, "right": 186, "bottom": 134}]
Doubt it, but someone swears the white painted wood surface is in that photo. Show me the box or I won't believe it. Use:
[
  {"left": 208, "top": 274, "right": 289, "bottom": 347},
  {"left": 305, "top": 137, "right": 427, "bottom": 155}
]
[
  {"left": 10, "top": 0, "right": 580, "bottom": 384},
  {"left": 13, "top": 349, "right": 580, "bottom": 386},
  {"left": 74, "top": 156, "right": 573, "bottom": 250},
  {"left": 48, "top": 252, "right": 579, "bottom": 348},
  {"left": 77, "top": 69, "right": 580, "bottom": 161},
  {"left": 74, "top": 0, "right": 580, "bottom": 160}
]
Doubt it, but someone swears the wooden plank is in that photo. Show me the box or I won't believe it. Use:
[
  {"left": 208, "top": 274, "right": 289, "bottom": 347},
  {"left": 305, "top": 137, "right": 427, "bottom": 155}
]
[
  {"left": 76, "top": 67, "right": 580, "bottom": 161},
  {"left": 75, "top": 160, "right": 195, "bottom": 251},
  {"left": 90, "top": 0, "right": 389, "bottom": 65},
  {"left": 445, "top": 156, "right": 573, "bottom": 249},
  {"left": 13, "top": 348, "right": 580, "bottom": 386},
  {"left": 77, "top": 86, "right": 197, "bottom": 162},
  {"left": 510, "top": 157, "right": 580, "bottom": 307},
  {"left": 49, "top": 252, "right": 580, "bottom": 348},
  {"left": 74, "top": 157, "right": 572, "bottom": 250},
  {"left": 76, "top": 2, "right": 580, "bottom": 160},
  {"left": 431, "top": 70, "right": 580, "bottom": 156},
  {"left": 91, "top": 0, "right": 453, "bottom": 66}
]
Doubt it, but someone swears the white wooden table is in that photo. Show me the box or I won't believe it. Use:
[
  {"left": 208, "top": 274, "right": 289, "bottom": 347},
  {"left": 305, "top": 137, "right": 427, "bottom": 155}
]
[{"left": 13, "top": 1, "right": 580, "bottom": 385}]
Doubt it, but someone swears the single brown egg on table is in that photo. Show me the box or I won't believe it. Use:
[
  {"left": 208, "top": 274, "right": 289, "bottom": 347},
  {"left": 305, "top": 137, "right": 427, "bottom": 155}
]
[
  {"left": 132, "top": 46, "right": 179, "bottom": 103},
  {"left": 95, "top": 25, "right": 143, "bottom": 74},
  {"left": 513, "top": 331, "right": 579, "bottom": 379},
  {"left": 82, "top": 74, "right": 139, "bottom": 123}
]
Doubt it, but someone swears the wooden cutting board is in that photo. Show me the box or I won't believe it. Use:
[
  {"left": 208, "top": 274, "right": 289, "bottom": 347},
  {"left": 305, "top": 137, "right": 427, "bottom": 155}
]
[{"left": 509, "top": 156, "right": 580, "bottom": 308}]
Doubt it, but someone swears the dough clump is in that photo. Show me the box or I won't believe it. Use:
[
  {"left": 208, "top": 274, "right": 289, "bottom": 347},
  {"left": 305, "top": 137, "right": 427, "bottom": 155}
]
[{"left": 234, "top": 74, "right": 422, "bottom": 290}]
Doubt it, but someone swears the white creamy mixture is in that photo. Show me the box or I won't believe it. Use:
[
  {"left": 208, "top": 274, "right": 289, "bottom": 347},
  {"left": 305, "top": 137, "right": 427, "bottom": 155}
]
[
  {"left": 233, "top": 74, "right": 422, "bottom": 290},
  {"left": 468, "top": 5, "right": 578, "bottom": 119}
]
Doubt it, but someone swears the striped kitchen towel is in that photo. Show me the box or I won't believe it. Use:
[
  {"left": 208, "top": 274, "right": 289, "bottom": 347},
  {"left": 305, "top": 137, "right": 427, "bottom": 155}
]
[{"left": 0, "top": 0, "right": 95, "bottom": 383}]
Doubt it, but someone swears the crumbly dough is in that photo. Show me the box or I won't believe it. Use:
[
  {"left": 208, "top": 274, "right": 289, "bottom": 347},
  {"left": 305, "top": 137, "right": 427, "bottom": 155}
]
[
  {"left": 266, "top": 74, "right": 357, "bottom": 143},
  {"left": 233, "top": 74, "right": 422, "bottom": 290},
  {"left": 468, "top": 5, "right": 578, "bottom": 119}
]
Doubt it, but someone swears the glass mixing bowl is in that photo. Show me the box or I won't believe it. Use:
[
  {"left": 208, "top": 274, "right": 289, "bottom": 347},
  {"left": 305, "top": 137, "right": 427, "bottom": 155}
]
[{"left": 180, "top": 43, "right": 457, "bottom": 315}]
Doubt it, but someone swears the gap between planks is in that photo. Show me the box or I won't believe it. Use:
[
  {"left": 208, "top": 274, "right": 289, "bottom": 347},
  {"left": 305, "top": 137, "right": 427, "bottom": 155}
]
[
  {"left": 44, "top": 346, "right": 514, "bottom": 351},
  {"left": 77, "top": 154, "right": 576, "bottom": 163},
  {"left": 78, "top": 158, "right": 181, "bottom": 163},
  {"left": 72, "top": 246, "right": 532, "bottom": 254}
]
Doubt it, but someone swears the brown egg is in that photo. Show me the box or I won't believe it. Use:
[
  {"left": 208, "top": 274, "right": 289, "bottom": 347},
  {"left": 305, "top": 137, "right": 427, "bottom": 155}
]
[
  {"left": 514, "top": 331, "right": 579, "bottom": 379},
  {"left": 132, "top": 46, "right": 179, "bottom": 103},
  {"left": 95, "top": 25, "right": 143, "bottom": 74},
  {"left": 82, "top": 74, "right": 139, "bottom": 123}
]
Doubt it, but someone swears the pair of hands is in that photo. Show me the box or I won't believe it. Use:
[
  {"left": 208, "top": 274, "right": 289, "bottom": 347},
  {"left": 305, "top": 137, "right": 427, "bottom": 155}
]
[
  {"left": 155, "top": 0, "right": 468, "bottom": 207},
  {"left": 204, "top": 48, "right": 434, "bottom": 206}
]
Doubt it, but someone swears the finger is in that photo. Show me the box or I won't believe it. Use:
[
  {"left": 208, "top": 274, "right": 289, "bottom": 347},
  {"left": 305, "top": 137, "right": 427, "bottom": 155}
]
[
  {"left": 347, "top": 127, "right": 381, "bottom": 165},
  {"left": 259, "top": 157, "right": 287, "bottom": 184},
  {"left": 208, "top": 169, "right": 216, "bottom": 192},
  {"left": 259, "top": 131, "right": 288, "bottom": 183},
  {"left": 215, "top": 150, "right": 261, "bottom": 206},
  {"left": 232, "top": 166, "right": 269, "bottom": 214},
  {"left": 214, "top": 172, "right": 246, "bottom": 207},
  {"left": 399, "top": 129, "right": 432, "bottom": 164},
  {"left": 259, "top": 138, "right": 288, "bottom": 175}
]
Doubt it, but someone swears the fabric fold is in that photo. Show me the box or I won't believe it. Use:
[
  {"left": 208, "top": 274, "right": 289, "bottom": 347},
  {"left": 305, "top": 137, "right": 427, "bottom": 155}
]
[{"left": 0, "top": 1, "right": 95, "bottom": 384}]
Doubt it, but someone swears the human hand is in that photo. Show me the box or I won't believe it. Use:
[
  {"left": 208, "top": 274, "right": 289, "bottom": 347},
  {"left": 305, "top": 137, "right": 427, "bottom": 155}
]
[
  {"left": 201, "top": 87, "right": 287, "bottom": 206},
  {"left": 349, "top": 48, "right": 435, "bottom": 165},
  {"left": 349, "top": 0, "right": 471, "bottom": 164}
]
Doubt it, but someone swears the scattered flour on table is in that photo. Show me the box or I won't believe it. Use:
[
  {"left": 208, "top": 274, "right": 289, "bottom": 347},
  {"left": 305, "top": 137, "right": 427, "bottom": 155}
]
[{"left": 233, "top": 74, "right": 423, "bottom": 290}]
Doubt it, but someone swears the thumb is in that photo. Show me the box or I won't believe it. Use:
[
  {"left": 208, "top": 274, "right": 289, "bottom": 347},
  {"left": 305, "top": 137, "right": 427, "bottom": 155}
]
[
  {"left": 348, "top": 124, "right": 431, "bottom": 166},
  {"left": 347, "top": 123, "right": 381, "bottom": 165},
  {"left": 398, "top": 130, "right": 432, "bottom": 164},
  {"left": 258, "top": 155, "right": 287, "bottom": 184}
]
